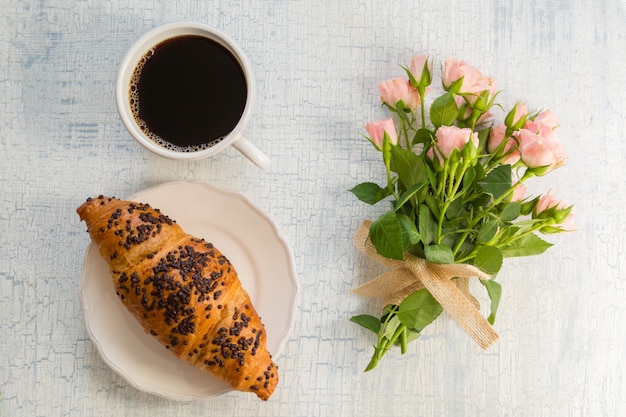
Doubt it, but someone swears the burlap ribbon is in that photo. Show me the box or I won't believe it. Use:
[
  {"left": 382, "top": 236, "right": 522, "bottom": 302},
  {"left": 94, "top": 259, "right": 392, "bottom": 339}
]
[{"left": 353, "top": 220, "right": 499, "bottom": 349}]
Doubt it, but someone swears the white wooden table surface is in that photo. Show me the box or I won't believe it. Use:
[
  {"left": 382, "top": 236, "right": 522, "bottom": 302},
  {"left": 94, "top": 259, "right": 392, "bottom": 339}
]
[{"left": 1, "top": 1, "right": 625, "bottom": 416}]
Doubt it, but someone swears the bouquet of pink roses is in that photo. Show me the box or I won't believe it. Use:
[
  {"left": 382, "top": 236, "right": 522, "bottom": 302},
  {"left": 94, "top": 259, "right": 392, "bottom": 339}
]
[{"left": 350, "top": 55, "right": 574, "bottom": 371}]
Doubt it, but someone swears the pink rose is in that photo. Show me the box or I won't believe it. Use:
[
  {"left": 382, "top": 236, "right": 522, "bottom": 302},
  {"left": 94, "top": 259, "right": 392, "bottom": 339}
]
[
  {"left": 535, "top": 191, "right": 575, "bottom": 231},
  {"left": 518, "top": 128, "right": 567, "bottom": 173},
  {"left": 442, "top": 59, "right": 496, "bottom": 106},
  {"left": 535, "top": 191, "right": 563, "bottom": 214},
  {"left": 428, "top": 125, "right": 479, "bottom": 163},
  {"left": 488, "top": 124, "right": 520, "bottom": 164},
  {"left": 378, "top": 78, "right": 421, "bottom": 110},
  {"left": 507, "top": 103, "right": 528, "bottom": 128},
  {"left": 365, "top": 118, "right": 398, "bottom": 150},
  {"left": 409, "top": 55, "right": 431, "bottom": 87},
  {"left": 558, "top": 213, "right": 576, "bottom": 232}
]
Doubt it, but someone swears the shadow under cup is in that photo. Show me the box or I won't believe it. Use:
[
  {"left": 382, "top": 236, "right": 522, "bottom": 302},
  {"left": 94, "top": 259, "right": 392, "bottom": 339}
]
[{"left": 116, "top": 23, "right": 256, "bottom": 161}]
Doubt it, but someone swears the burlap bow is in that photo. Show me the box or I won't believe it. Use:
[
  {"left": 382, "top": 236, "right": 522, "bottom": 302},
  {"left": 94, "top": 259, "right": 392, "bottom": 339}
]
[{"left": 353, "top": 220, "right": 499, "bottom": 349}]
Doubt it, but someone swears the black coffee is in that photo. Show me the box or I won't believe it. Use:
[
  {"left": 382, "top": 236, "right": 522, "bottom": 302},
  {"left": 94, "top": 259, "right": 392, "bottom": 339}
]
[{"left": 129, "top": 35, "right": 247, "bottom": 151}]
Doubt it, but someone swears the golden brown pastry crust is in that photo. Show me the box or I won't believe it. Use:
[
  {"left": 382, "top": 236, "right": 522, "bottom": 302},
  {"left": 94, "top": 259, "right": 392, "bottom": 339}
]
[{"left": 77, "top": 195, "right": 278, "bottom": 400}]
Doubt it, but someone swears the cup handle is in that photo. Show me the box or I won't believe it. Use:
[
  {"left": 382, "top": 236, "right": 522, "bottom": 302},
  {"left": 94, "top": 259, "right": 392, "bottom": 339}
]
[{"left": 231, "top": 136, "right": 271, "bottom": 169}]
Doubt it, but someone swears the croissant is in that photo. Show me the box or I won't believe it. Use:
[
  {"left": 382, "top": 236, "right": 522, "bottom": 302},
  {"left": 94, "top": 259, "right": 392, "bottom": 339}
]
[{"left": 77, "top": 195, "right": 278, "bottom": 400}]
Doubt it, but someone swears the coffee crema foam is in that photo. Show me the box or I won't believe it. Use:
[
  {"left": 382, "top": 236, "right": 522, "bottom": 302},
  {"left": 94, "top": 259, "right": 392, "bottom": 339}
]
[{"left": 128, "top": 46, "right": 224, "bottom": 153}]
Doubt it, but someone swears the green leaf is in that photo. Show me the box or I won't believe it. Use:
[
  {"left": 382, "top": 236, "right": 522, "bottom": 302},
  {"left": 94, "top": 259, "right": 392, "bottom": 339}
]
[
  {"left": 413, "top": 128, "right": 434, "bottom": 145},
  {"left": 418, "top": 204, "right": 437, "bottom": 245},
  {"left": 350, "top": 314, "right": 381, "bottom": 334},
  {"left": 424, "top": 244, "right": 455, "bottom": 264},
  {"left": 396, "top": 213, "right": 421, "bottom": 249},
  {"left": 451, "top": 233, "right": 475, "bottom": 254},
  {"left": 461, "top": 165, "right": 477, "bottom": 194},
  {"left": 404, "top": 65, "right": 419, "bottom": 87},
  {"left": 394, "top": 182, "right": 426, "bottom": 211},
  {"left": 390, "top": 146, "right": 426, "bottom": 189},
  {"left": 446, "top": 77, "right": 464, "bottom": 94},
  {"left": 500, "top": 202, "right": 521, "bottom": 222},
  {"left": 370, "top": 211, "right": 405, "bottom": 260},
  {"left": 506, "top": 219, "right": 544, "bottom": 235},
  {"left": 430, "top": 91, "right": 458, "bottom": 128},
  {"left": 382, "top": 315, "right": 403, "bottom": 340},
  {"left": 481, "top": 279, "right": 502, "bottom": 325},
  {"left": 397, "top": 288, "right": 443, "bottom": 331},
  {"left": 349, "top": 182, "right": 390, "bottom": 205},
  {"left": 479, "top": 164, "right": 512, "bottom": 199},
  {"left": 473, "top": 162, "right": 486, "bottom": 181},
  {"left": 445, "top": 196, "right": 464, "bottom": 219},
  {"left": 472, "top": 193, "right": 492, "bottom": 211},
  {"left": 500, "top": 233, "right": 553, "bottom": 258},
  {"left": 424, "top": 163, "right": 437, "bottom": 190},
  {"left": 424, "top": 194, "right": 441, "bottom": 219},
  {"left": 477, "top": 220, "right": 499, "bottom": 243},
  {"left": 474, "top": 245, "right": 503, "bottom": 275}
]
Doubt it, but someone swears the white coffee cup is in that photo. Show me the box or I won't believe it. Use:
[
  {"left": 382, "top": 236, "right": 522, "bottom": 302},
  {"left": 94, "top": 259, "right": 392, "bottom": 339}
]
[{"left": 115, "top": 22, "right": 270, "bottom": 169}]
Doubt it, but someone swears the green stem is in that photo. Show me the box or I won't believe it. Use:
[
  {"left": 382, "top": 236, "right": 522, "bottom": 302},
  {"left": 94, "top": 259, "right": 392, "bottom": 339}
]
[
  {"left": 419, "top": 86, "right": 426, "bottom": 128},
  {"left": 469, "top": 107, "right": 486, "bottom": 131},
  {"left": 365, "top": 307, "right": 406, "bottom": 371},
  {"left": 452, "top": 229, "right": 471, "bottom": 257},
  {"left": 437, "top": 164, "right": 468, "bottom": 243},
  {"left": 437, "top": 163, "right": 448, "bottom": 201},
  {"left": 365, "top": 342, "right": 388, "bottom": 372},
  {"left": 400, "top": 326, "right": 408, "bottom": 354},
  {"left": 445, "top": 162, "right": 458, "bottom": 197}
]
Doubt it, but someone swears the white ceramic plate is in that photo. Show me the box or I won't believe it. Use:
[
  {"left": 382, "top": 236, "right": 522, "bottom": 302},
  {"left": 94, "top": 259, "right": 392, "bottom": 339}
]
[{"left": 79, "top": 181, "right": 298, "bottom": 400}]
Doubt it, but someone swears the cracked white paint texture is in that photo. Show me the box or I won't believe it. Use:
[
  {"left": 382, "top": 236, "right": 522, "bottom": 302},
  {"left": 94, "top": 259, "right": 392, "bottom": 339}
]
[{"left": 1, "top": 0, "right": 625, "bottom": 416}]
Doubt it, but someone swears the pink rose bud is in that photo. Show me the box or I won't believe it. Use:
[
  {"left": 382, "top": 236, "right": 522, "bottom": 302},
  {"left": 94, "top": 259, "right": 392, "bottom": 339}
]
[
  {"left": 513, "top": 104, "right": 528, "bottom": 124},
  {"left": 505, "top": 102, "right": 528, "bottom": 129},
  {"left": 535, "top": 191, "right": 575, "bottom": 231},
  {"left": 558, "top": 212, "right": 576, "bottom": 232},
  {"left": 378, "top": 78, "right": 421, "bottom": 110},
  {"left": 535, "top": 191, "right": 564, "bottom": 213},
  {"left": 487, "top": 125, "right": 507, "bottom": 152},
  {"left": 428, "top": 125, "right": 479, "bottom": 163},
  {"left": 488, "top": 124, "right": 521, "bottom": 164},
  {"left": 365, "top": 118, "right": 398, "bottom": 150},
  {"left": 409, "top": 55, "right": 432, "bottom": 87}
]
